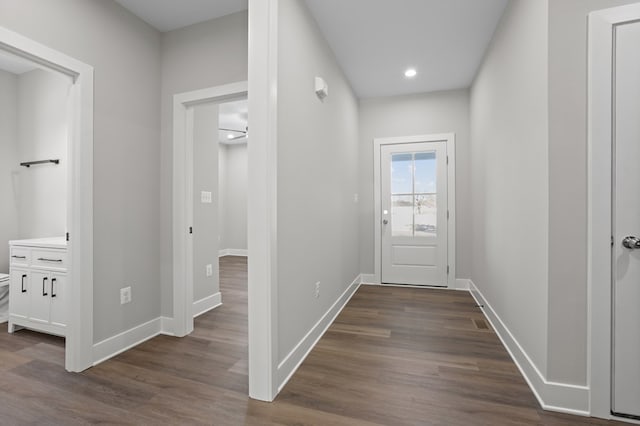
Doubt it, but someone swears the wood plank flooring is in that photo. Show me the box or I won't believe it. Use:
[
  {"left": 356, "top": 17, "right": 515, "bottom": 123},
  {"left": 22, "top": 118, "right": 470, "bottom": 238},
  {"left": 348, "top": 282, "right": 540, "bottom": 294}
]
[{"left": 0, "top": 256, "right": 629, "bottom": 425}]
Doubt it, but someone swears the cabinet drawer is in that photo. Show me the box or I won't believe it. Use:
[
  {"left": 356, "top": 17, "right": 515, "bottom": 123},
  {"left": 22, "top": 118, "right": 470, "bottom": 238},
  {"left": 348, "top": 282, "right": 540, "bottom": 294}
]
[
  {"left": 10, "top": 247, "right": 30, "bottom": 266},
  {"left": 31, "top": 249, "right": 67, "bottom": 271}
]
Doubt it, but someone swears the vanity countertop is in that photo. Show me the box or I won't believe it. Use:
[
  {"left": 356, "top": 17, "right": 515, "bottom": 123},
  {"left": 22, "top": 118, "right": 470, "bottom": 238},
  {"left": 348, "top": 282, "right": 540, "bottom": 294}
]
[{"left": 9, "top": 237, "right": 67, "bottom": 249}]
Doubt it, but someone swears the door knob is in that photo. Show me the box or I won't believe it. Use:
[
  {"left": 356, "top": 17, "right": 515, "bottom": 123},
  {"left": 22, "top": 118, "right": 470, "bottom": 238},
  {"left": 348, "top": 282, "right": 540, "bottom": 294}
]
[
  {"left": 622, "top": 236, "right": 640, "bottom": 249},
  {"left": 383, "top": 219, "right": 388, "bottom": 225}
]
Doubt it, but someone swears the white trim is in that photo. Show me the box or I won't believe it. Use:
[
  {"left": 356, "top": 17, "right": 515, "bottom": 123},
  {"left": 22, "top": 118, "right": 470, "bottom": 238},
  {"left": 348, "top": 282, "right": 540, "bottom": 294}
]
[
  {"left": 161, "top": 316, "right": 175, "bottom": 336},
  {"left": 193, "top": 292, "right": 222, "bottom": 318},
  {"left": 454, "top": 278, "right": 470, "bottom": 291},
  {"left": 588, "top": 4, "right": 640, "bottom": 423},
  {"left": 92, "top": 318, "right": 161, "bottom": 365},
  {"left": 360, "top": 273, "right": 378, "bottom": 284},
  {"left": 219, "top": 248, "right": 248, "bottom": 257},
  {"left": 0, "top": 25, "right": 94, "bottom": 373},
  {"left": 247, "top": 0, "right": 279, "bottom": 401},
  {"left": 373, "top": 133, "right": 456, "bottom": 288},
  {"left": 277, "top": 275, "right": 361, "bottom": 392},
  {"left": 469, "top": 281, "right": 590, "bottom": 416},
  {"left": 172, "top": 80, "right": 248, "bottom": 339}
]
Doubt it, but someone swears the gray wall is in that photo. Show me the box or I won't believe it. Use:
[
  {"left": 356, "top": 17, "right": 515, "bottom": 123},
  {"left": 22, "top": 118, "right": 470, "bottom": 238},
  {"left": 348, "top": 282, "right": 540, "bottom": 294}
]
[
  {"left": 218, "top": 143, "right": 227, "bottom": 251},
  {"left": 160, "top": 11, "right": 248, "bottom": 316},
  {"left": 276, "top": 0, "right": 360, "bottom": 362},
  {"left": 0, "top": 69, "right": 18, "bottom": 274},
  {"left": 219, "top": 143, "right": 248, "bottom": 251},
  {"left": 546, "top": 0, "right": 640, "bottom": 385},
  {"left": 0, "top": 0, "right": 163, "bottom": 343},
  {"left": 193, "top": 103, "right": 220, "bottom": 302},
  {"left": 17, "top": 69, "right": 70, "bottom": 240},
  {"left": 470, "top": 0, "right": 549, "bottom": 375},
  {"left": 358, "top": 90, "right": 471, "bottom": 278}
]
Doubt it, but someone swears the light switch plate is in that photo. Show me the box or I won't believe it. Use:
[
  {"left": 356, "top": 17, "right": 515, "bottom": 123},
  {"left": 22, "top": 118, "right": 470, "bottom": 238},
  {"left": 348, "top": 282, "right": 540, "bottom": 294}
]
[
  {"left": 206, "top": 264, "right": 213, "bottom": 277},
  {"left": 201, "top": 191, "right": 212, "bottom": 203}
]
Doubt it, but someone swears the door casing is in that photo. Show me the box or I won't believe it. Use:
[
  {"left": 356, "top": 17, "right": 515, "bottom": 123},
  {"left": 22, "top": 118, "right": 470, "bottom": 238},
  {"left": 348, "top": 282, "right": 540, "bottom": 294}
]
[
  {"left": 588, "top": 3, "right": 640, "bottom": 421},
  {"left": 373, "top": 133, "right": 456, "bottom": 288},
  {"left": 0, "top": 25, "right": 94, "bottom": 372},
  {"left": 172, "top": 81, "right": 247, "bottom": 337}
]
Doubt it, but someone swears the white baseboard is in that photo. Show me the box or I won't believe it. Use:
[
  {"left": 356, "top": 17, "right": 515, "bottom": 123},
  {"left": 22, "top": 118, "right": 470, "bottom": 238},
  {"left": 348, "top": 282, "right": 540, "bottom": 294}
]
[
  {"left": 219, "top": 248, "right": 248, "bottom": 257},
  {"left": 93, "top": 317, "right": 162, "bottom": 365},
  {"left": 193, "top": 292, "right": 222, "bottom": 318},
  {"left": 468, "top": 280, "right": 590, "bottom": 416},
  {"left": 277, "top": 275, "right": 361, "bottom": 391},
  {"left": 455, "top": 278, "right": 470, "bottom": 290},
  {"left": 360, "top": 273, "right": 378, "bottom": 284},
  {"left": 161, "top": 316, "right": 175, "bottom": 336}
]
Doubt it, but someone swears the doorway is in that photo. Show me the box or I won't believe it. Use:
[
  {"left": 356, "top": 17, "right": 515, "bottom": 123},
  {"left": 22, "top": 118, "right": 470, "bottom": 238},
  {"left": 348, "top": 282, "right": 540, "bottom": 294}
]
[
  {"left": 588, "top": 3, "right": 640, "bottom": 421},
  {"left": 172, "top": 82, "right": 247, "bottom": 337},
  {"left": 0, "top": 26, "right": 94, "bottom": 372},
  {"left": 373, "top": 134, "right": 456, "bottom": 288}
]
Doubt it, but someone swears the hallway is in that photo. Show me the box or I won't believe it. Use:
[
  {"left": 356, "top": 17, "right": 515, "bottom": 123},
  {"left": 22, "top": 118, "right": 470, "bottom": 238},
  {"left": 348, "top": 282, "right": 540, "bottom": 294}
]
[{"left": 0, "top": 256, "right": 627, "bottom": 425}]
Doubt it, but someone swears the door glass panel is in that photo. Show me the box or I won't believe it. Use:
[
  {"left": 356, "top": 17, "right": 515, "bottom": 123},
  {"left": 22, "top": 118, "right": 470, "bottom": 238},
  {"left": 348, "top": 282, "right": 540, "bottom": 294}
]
[
  {"left": 414, "top": 194, "right": 436, "bottom": 236},
  {"left": 391, "top": 195, "right": 413, "bottom": 236},
  {"left": 391, "top": 153, "right": 413, "bottom": 194},
  {"left": 390, "top": 150, "right": 438, "bottom": 237},
  {"left": 414, "top": 152, "right": 436, "bottom": 193}
]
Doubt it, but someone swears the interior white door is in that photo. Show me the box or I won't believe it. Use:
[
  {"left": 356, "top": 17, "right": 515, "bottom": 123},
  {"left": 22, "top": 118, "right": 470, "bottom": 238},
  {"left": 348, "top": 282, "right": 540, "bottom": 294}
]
[
  {"left": 612, "top": 20, "right": 640, "bottom": 420},
  {"left": 380, "top": 142, "right": 447, "bottom": 286}
]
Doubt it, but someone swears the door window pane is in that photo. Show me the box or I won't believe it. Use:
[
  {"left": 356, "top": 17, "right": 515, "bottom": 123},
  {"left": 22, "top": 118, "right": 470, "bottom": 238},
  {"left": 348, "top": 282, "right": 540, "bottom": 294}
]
[
  {"left": 391, "top": 153, "right": 412, "bottom": 194},
  {"left": 389, "top": 150, "right": 439, "bottom": 237},
  {"left": 391, "top": 195, "right": 413, "bottom": 237},
  {"left": 415, "top": 152, "right": 436, "bottom": 193},
  {"left": 414, "top": 194, "right": 437, "bottom": 236}
]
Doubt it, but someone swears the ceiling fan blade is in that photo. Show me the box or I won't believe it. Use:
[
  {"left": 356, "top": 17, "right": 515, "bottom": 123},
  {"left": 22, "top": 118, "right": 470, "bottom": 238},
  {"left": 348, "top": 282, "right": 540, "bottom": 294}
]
[{"left": 219, "top": 127, "right": 247, "bottom": 134}]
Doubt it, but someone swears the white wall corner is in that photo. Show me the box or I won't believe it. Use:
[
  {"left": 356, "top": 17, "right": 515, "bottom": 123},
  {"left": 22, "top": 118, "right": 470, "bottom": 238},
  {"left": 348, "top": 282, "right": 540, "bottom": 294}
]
[
  {"left": 193, "top": 292, "right": 223, "bottom": 318},
  {"left": 468, "top": 280, "right": 590, "bottom": 416},
  {"left": 276, "top": 275, "right": 361, "bottom": 391},
  {"left": 92, "top": 318, "right": 162, "bottom": 366}
]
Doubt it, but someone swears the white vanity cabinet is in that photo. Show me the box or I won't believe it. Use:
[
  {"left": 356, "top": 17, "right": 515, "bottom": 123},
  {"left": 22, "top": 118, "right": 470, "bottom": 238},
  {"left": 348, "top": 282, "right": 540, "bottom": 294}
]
[{"left": 8, "top": 237, "right": 67, "bottom": 337}]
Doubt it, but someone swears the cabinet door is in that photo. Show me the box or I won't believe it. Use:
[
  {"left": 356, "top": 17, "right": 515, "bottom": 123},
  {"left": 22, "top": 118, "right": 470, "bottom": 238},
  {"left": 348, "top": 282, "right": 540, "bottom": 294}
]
[
  {"left": 49, "top": 273, "right": 66, "bottom": 328},
  {"left": 9, "top": 269, "right": 30, "bottom": 319},
  {"left": 29, "top": 271, "right": 51, "bottom": 325}
]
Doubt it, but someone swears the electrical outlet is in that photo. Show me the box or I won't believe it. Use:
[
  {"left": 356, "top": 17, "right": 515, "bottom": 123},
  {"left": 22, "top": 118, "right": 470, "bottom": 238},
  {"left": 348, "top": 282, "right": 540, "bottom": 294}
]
[
  {"left": 120, "top": 286, "right": 131, "bottom": 304},
  {"left": 314, "top": 281, "right": 320, "bottom": 298},
  {"left": 206, "top": 264, "right": 213, "bottom": 277},
  {"left": 201, "top": 191, "right": 212, "bottom": 203}
]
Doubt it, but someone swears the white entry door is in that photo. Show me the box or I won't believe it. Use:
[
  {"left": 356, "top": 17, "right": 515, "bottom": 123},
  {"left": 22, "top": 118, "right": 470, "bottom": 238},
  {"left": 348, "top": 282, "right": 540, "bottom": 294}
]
[
  {"left": 380, "top": 142, "right": 447, "bottom": 286},
  {"left": 612, "top": 19, "right": 640, "bottom": 420}
]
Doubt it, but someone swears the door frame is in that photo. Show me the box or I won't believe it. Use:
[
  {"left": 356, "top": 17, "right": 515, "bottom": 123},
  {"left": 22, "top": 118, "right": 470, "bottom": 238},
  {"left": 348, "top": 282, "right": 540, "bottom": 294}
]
[
  {"left": 172, "top": 81, "right": 247, "bottom": 338},
  {"left": 587, "top": 3, "right": 640, "bottom": 420},
  {"left": 372, "top": 133, "right": 456, "bottom": 288},
  {"left": 0, "top": 26, "right": 94, "bottom": 372}
]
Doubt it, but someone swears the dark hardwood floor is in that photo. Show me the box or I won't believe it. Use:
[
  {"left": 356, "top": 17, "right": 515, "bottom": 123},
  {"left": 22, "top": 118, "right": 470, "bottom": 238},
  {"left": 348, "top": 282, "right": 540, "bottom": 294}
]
[{"left": 0, "top": 256, "right": 629, "bottom": 425}]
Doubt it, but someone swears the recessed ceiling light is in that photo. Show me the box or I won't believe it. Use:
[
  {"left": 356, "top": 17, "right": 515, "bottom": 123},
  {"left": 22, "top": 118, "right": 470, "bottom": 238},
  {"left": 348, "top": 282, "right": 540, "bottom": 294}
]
[{"left": 404, "top": 68, "right": 417, "bottom": 78}]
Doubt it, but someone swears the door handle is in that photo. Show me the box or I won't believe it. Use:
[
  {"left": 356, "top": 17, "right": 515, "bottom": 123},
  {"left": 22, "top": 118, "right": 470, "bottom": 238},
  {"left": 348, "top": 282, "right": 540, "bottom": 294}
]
[
  {"left": 21, "top": 274, "right": 27, "bottom": 293},
  {"left": 51, "top": 278, "right": 57, "bottom": 298},
  {"left": 42, "top": 277, "right": 48, "bottom": 296},
  {"left": 622, "top": 236, "right": 640, "bottom": 249}
]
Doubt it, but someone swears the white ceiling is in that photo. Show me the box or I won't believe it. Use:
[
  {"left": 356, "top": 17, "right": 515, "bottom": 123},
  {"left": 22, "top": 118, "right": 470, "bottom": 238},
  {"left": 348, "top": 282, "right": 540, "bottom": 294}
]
[
  {"left": 0, "top": 49, "right": 38, "bottom": 74},
  {"left": 219, "top": 99, "right": 248, "bottom": 145},
  {"left": 305, "top": 0, "right": 509, "bottom": 98},
  {"left": 114, "top": 0, "right": 248, "bottom": 32},
  {"left": 115, "top": 0, "right": 508, "bottom": 98}
]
